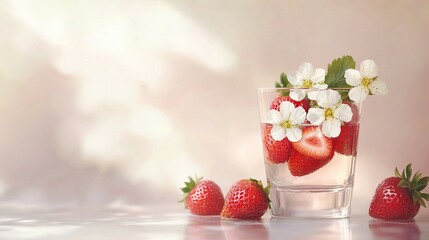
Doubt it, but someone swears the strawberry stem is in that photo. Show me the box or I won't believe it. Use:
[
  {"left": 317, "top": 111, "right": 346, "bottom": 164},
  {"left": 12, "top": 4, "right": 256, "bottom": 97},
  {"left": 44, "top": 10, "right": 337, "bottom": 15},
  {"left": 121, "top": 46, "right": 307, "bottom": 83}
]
[
  {"left": 180, "top": 175, "right": 203, "bottom": 204},
  {"left": 396, "top": 164, "right": 429, "bottom": 208}
]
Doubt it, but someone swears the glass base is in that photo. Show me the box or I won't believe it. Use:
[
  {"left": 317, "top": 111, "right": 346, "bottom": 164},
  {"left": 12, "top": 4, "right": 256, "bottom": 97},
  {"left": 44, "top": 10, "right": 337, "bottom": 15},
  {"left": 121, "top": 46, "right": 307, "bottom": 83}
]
[{"left": 269, "top": 184, "right": 353, "bottom": 219}]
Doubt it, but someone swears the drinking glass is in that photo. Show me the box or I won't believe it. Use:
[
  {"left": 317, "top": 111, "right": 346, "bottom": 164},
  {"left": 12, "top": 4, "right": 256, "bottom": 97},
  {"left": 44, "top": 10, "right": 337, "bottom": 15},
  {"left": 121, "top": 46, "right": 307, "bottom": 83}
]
[{"left": 258, "top": 88, "right": 361, "bottom": 218}]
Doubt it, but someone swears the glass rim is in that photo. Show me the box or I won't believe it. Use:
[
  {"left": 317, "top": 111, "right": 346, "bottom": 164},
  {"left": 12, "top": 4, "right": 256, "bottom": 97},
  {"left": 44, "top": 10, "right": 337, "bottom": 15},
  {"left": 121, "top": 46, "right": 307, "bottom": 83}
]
[{"left": 258, "top": 87, "right": 353, "bottom": 91}]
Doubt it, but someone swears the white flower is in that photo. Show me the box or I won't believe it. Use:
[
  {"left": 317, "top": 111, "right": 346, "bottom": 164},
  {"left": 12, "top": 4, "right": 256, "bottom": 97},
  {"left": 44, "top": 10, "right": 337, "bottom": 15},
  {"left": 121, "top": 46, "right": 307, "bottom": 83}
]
[
  {"left": 288, "top": 62, "right": 327, "bottom": 101},
  {"left": 344, "top": 60, "right": 388, "bottom": 103},
  {"left": 267, "top": 101, "right": 306, "bottom": 142},
  {"left": 307, "top": 90, "right": 353, "bottom": 138}
]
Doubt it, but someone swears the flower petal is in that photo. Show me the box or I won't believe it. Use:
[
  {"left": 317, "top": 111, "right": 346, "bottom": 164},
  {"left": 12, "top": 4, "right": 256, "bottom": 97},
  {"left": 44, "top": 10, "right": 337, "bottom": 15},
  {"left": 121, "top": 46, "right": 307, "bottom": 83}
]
[
  {"left": 349, "top": 86, "right": 368, "bottom": 103},
  {"left": 267, "top": 110, "right": 281, "bottom": 124},
  {"left": 345, "top": 69, "right": 362, "bottom": 87},
  {"left": 288, "top": 72, "right": 301, "bottom": 86},
  {"left": 289, "top": 89, "right": 306, "bottom": 101},
  {"left": 271, "top": 125, "right": 287, "bottom": 141},
  {"left": 322, "top": 118, "right": 341, "bottom": 138},
  {"left": 299, "top": 62, "right": 315, "bottom": 79},
  {"left": 334, "top": 104, "right": 353, "bottom": 123},
  {"left": 291, "top": 106, "right": 306, "bottom": 125},
  {"left": 314, "top": 83, "right": 328, "bottom": 90},
  {"left": 307, "top": 108, "right": 325, "bottom": 125},
  {"left": 279, "top": 101, "right": 295, "bottom": 119},
  {"left": 286, "top": 127, "right": 302, "bottom": 142},
  {"left": 311, "top": 68, "right": 326, "bottom": 84},
  {"left": 307, "top": 90, "right": 318, "bottom": 100},
  {"left": 316, "top": 89, "right": 341, "bottom": 108},
  {"left": 360, "top": 60, "right": 378, "bottom": 79},
  {"left": 369, "top": 80, "right": 388, "bottom": 96}
]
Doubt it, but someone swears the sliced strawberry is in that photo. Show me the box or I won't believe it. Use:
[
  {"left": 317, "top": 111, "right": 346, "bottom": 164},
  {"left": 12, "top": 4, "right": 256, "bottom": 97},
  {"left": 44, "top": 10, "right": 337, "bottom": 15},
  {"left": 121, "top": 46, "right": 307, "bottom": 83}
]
[
  {"left": 288, "top": 150, "right": 335, "bottom": 176},
  {"left": 262, "top": 124, "right": 292, "bottom": 163},
  {"left": 333, "top": 125, "right": 359, "bottom": 156},
  {"left": 270, "top": 95, "right": 310, "bottom": 112},
  {"left": 291, "top": 126, "right": 333, "bottom": 160}
]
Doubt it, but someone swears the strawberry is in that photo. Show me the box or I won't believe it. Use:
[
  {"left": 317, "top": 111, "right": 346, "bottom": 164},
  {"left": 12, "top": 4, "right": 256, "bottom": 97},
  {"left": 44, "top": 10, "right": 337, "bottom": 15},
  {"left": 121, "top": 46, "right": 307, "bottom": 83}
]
[
  {"left": 369, "top": 164, "right": 429, "bottom": 220},
  {"left": 181, "top": 176, "right": 224, "bottom": 215},
  {"left": 332, "top": 124, "right": 359, "bottom": 156},
  {"left": 270, "top": 95, "right": 310, "bottom": 112},
  {"left": 288, "top": 149, "right": 335, "bottom": 176},
  {"left": 262, "top": 123, "right": 292, "bottom": 163},
  {"left": 221, "top": 179, "right": 270, "bottom": 219},
  {"left": 291, "top": 126, "right": 333, "bottom": 160}
]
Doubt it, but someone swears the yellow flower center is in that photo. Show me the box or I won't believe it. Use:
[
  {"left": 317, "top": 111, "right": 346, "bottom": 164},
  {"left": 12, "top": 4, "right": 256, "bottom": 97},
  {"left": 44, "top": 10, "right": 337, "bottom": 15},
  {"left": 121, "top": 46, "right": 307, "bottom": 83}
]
[
  {"left": 325, "top": 108, "right": 334, "bottom": 119},
  {"left": 302, "top": 79, "right": 313, "bottom": 88},
  {"left": 361, "top": 77, "right": 372, "bottom": 87},
  {"left": 280, "top": 120, "right": 293, "bottom": 129}
]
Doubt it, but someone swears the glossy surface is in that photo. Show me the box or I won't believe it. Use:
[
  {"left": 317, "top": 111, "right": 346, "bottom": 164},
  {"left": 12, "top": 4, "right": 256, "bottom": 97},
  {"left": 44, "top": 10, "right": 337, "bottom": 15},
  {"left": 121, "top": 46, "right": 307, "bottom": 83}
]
[{"left": 0, "top": 206, "right": 427, "bottom": 240}]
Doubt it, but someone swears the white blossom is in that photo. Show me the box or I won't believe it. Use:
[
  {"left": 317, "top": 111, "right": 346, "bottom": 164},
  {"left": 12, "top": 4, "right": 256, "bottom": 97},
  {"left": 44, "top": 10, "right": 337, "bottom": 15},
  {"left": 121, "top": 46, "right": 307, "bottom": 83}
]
[
  {"left": 288, "top": 62, "right": 327, "bottom": 101},
  {"left": 307, "top": 90, "right": 353, "bottom": 138},
  {"left": 345, "top": 60, "right": 388, "bottom": 103},
  {"left": 267, "top": 101, "right": 306, "bottom": 142}
]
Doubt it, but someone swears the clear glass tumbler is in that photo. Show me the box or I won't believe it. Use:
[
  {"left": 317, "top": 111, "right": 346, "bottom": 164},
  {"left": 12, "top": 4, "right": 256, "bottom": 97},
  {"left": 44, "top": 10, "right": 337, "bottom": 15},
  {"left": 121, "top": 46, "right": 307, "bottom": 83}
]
[{"left": 258, "top": 88, "right": 361, "bottom": 218}]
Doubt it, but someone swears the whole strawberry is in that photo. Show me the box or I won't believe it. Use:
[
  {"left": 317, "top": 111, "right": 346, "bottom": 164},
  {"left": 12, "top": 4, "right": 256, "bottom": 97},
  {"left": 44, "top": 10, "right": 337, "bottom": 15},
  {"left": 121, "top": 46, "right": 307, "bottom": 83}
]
[
  {"left": 181, "top": 176, "right": 224, "bottom": 215},
  {"left": 369, "top": 164, "right": 429, "bottom": 220},
  {"left": 262, "top": 123, "right": 292, "bottom": 164},
  {"left": 221, "top": 179, "right": 270, "bottom": 220}
]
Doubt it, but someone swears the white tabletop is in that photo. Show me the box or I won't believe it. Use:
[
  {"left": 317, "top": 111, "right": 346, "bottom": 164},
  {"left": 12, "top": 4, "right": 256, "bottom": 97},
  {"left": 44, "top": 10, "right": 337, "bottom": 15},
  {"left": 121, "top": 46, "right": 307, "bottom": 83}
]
[{"left": 0, "top": 206, "right": 427, "bottom": 240}]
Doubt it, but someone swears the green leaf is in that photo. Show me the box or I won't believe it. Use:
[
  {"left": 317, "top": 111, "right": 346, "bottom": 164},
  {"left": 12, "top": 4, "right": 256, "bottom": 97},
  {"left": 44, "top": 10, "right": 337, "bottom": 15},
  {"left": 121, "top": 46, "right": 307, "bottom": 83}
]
[
  {"left": 394, "top": 167, "right": 401, "bottom": 178},
  {"left": 398, "top": 180, "right": 410, "bottom": 189},
  {"left": 415, "top": 177, "right": 429, "bottom": 191},
  {"left": 275, "top": 72, "right": 290, "bottom": 89},
  {"left": 413, "top": 172, "right": 422, "bottom": 184},
  {"left": 325, "top": 56, "right": 356, "bottom": 88},
  {"left": 421, "top": 193, "right": 429, "bottom": 201},
  {"left": 406, "top": 164, "right": 412, "bottom": 182},
  {"left": 280, "top": 72, "right": 289, "bottom": 87}
]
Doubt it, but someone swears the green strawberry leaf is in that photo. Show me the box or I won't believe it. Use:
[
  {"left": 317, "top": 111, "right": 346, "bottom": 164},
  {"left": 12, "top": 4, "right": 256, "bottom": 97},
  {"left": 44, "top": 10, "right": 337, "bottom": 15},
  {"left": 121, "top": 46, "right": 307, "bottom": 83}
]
[
  {"left": 180, "top": 176, "right": 202, "bottom": 203},
  {"left": 325, "top": 55, "right": 356, "bottom": 89},
  {"left": 421, "top": 193, "right": 429, "bottom": 201},
  {"left": 411, "top": 172, "right": 422, "bottom": 185},
  {"left": 396, "top": 164, "right": 429, "bottom": 208},
  {"left": 418, "top": 195, "right": 426, "bottom": 208},
  {"left": 395, "top": 167, "right": 401, "bottom": 178},
  {"left": 275, "top": 72, "right": 291, "bottom": 96},
  {"left": 406, "top": 164, "right": 412, "bottom": 181},
  {"left": 415, "top": 177, "right": 429, "bottom": 192},
  {"left": 280, "top": 72, "right": 289, "bottom": 87},
  {"left": 275, "top": 72, "right": 290, "bottom": 88}
]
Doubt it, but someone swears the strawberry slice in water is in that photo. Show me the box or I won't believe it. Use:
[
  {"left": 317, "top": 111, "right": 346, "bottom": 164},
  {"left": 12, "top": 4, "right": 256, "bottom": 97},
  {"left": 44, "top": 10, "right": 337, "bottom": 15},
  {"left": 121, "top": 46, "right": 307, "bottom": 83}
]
[
  {"left": 291, "top": 126, "right": 333, "bottom": 160},
  {"left": 288, "top": 150, "right": 335, "bottom": 176}
]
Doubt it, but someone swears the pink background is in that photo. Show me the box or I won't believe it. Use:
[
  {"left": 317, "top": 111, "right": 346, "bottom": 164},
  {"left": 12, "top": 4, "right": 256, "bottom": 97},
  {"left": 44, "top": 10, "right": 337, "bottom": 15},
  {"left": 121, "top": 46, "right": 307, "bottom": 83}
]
[{"left": 0, "top": 0, "right": 428, "bottom": 217}]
